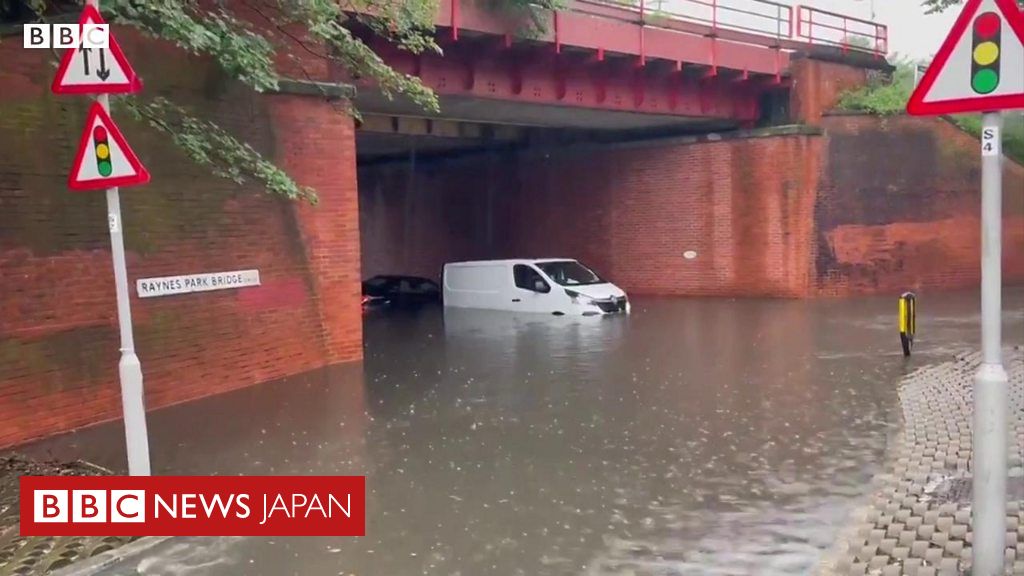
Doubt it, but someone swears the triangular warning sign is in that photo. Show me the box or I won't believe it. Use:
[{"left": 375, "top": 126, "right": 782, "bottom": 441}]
[
  {"left": 908, "top": 0, "right": 1024, "bottom": 115},
  {"left": 51, "top": 4, "right": 141, "bottom": 95},
  {"left": 69, "top": 102, "right": 150, "bottom": 191}
]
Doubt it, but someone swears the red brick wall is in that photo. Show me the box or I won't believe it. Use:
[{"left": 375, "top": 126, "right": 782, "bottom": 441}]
[
  {"left": 358, "top": 116, "right": 1024, "bottom": 300},
  {"left": 507, "top": 134, "right": 821, "bottom": 296},
  {"left": 0, "top": 32, "right": 361, "bottom": 448},
  {"left": 272, "top": 97, "right": 363, "bottom": 364},
  {"left": 358, "top": 154, "right": 503, "bottom": 281},
  {"left": 358, "top": 132, "right": 822, "bottom": 298},
  {"left": 815, "top": 114, "right": 1024, "bottom": 295},
  {"left": 789, "top": 58, "right": 873, "bottom": 125}
]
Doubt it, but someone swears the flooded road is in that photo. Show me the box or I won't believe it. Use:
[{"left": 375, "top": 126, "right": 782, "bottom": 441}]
[{"left": 23, "top": 289, "right": 1024, "bottom": 576}]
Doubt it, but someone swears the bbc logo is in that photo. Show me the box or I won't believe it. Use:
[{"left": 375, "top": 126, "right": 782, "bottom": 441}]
[
  {"left": 33, "top": 489, "right": 145, "bottom": 523},
  {"left": 23, "top": 24, "right": 109, "bottom": 49}
]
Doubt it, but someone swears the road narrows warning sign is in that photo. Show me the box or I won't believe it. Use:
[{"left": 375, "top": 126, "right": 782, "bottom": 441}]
[
  {"left": 51, "top": 4, "right": 141, "bottom": 94},
  {"left": 69, "top": 101, "right": 150, "bottom": 191},
  {"left": 907, "top": 0, "right": 1024, "bottom": 115}
]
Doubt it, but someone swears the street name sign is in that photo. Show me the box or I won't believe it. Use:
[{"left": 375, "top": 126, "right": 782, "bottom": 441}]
[
  {"left": 906, "top": 0, "right": 1024, "bottom": 115},
  {"left": 68, "top": 101, "right": 150, "bottom": 191},
  {"left": 136, "top": 270, "right": 262, "bottom": 298},
  {"left": 51, "top": 4, "right": 141, "bottom": 94}
]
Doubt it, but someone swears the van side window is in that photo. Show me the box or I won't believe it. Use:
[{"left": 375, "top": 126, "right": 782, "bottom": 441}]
[{"left": 513, "top": 265, "right": 550, "bottom": 293}]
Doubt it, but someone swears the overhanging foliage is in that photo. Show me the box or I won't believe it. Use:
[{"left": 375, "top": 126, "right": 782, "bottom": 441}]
[{"left": 8, "top": 0, "right": 467, "bottom": 203}]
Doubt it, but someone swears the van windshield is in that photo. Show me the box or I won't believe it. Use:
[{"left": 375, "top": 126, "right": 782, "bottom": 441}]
[{"left": 536, "top": 261, "right": 603, "bottom": 286}]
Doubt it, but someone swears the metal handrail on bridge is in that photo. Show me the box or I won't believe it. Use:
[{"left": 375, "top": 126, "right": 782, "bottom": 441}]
[
  {"left": 587, "top": 0, "right": 794, "bottom": 42},
  {"left": 446, "top": 0, "right": 889, "bottom": 68},
  {"left": 795, "top": 5, "right": 888, "bottom": 57}
]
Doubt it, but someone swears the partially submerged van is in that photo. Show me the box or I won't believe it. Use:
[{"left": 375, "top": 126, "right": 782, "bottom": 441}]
[{"left": 442, "top": 259, "right": 630, "bottom": 316}]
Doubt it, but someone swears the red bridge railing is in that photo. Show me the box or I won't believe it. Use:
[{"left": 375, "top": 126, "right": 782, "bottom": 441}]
[
  {"left": 795, "top": 5, "right": 888, "bottom": 57},
  {"left": 588, "top": 0, "right": 794, "bottom": 41},
  {"left": 445, "top": 0, "right": 889, "bottom": 62}
]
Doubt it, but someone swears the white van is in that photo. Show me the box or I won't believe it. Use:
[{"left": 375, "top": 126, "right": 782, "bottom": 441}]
[{"left": 442, "top": 259, "right": 630, "bottom": 316}]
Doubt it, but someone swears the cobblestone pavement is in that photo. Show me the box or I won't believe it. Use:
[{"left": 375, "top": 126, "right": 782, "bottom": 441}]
[
  {"left": 0, "top": 455, "right": 136, "bottom": 576},
  {"left": 824, "top": 347, "right": 1024, "bottom": 576}
]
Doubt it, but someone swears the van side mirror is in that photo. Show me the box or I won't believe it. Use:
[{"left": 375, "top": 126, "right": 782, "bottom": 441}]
[{"left": 533, "top": 279, "right": 549, "bottom": 293}]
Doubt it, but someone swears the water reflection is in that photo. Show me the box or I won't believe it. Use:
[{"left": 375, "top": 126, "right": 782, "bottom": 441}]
[{"left": 18, "top": 289, "right": 1024, "bottom": 576}]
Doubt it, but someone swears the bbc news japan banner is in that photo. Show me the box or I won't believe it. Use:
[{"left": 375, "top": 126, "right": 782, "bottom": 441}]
[{"left": 20, "top": 476, "right": 365, "bottom": 536}]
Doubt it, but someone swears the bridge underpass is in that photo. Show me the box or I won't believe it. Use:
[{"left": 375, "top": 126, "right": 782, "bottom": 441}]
[
  {"left": 353, "top": 81, "right": 755, "bottom": 284},
  {"left": 349, "top": 0, "right": 889, "bottom": 288},
  {"left": 353, "top": 97, "right": 816, "bottom": 294}
]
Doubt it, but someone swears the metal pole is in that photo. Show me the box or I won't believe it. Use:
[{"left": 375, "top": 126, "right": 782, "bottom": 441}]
[
  {"left": 89, "top": 0, "right": 151, "bottom": 476},
  {"left": 973, "top": 111, "right": 1007, "bottom": 576}
]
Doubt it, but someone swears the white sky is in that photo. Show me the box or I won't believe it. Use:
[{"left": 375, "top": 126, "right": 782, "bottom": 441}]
[
  {"left": 654, "top": 0, "right": 960, "bottom": 60},
  {"left": 798, "top": 0, "right": 959, "bottom": 59}
]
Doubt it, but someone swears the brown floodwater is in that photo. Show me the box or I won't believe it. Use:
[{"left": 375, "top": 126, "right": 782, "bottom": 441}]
[{"left": 21, "top": 289, "right": 1024, "bottom": 575}]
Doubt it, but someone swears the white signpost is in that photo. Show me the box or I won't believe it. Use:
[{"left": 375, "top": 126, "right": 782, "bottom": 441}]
[
  {"left": 907, "top": 0, "right": 1024, "bottom": 573},
  {"left": 54, "top": 0, "right": 151, "bottom": 476}
]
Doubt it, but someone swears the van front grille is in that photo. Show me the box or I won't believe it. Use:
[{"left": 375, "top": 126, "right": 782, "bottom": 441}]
[{"left": 595, "top": 297, "right": 627, "bottom": 313}]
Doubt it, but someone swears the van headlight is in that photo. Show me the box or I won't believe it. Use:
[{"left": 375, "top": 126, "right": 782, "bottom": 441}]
[{"left": 565, "top": 289, "right": 596, "bottom": 305}]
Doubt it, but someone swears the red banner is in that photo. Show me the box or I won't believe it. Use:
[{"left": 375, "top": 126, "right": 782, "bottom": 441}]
[{"left": 20, "top": 476, "right": 365, "bottom": 536}]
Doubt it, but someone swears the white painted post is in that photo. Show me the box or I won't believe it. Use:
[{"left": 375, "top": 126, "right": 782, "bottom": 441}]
[
  {"left": 972, "top": 111, "right": 1007, "bottom": 575},
  {"left": 88, "top": 0, "right": 151, "bottom": 476}
]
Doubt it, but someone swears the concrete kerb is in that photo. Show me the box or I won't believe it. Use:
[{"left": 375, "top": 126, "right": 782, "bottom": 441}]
[
  {"left": 48, "top": 536, "right": 172, "bottom": 576},
  {"left": 821, "top": 347, "right": 1024, "bottom": 576}
]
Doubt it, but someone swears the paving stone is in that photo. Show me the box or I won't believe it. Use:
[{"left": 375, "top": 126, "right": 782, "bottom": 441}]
[
  {"left": 960, "top": 546, "right": 972, "bottom": 562},
  {"left": 925, "top": 545, "right": 944, "bottom": 564},
  {"left": 903, "top": 557, "right": 923, "bottom": 575},
  {"left": 911, "top": 540, "right": 931, "bottom": 558},
  {"left": 857, "top": 544, "right": 878, "bottom": 562},
  {"left": 881, "top": 565, "right": 902, "bottom": 576},
  {"left": 824, "top": 351, "right": 1024, "bottom": 575},
  {"left": 855, "top": 523, "right": 873, "bottom": 539},
  {"left": 944, "top": 539, "right": 963, "bottom": 556},
  {"left": 937, "top": 557, "right": 960, "bottom": 575},
  {"left": 868, "top": 555, "right": 889, "bottom": 570},
  {"left": 936, "top": 517, "right": 954, "bottom": 532}
]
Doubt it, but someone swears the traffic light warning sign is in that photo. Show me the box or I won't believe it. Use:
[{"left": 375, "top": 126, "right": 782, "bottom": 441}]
[
  {"left": 69, "top": 102, "right": 150, "bottom": 191},
  {"left": 907, "top": 0, "right": 1024, "bottom": 115}
]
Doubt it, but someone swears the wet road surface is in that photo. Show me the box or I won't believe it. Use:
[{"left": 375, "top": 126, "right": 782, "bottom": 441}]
[{"left": 22, "top": 289, "right": 1024, "bottom": 576}]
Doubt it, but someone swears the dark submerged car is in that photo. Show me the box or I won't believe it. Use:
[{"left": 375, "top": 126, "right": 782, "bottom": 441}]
[{"left": 361, "top": 275, "right": 441, "bottom": 309}]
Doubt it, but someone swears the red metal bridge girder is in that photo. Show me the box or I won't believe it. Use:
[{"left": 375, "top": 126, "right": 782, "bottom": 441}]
[{"left": 370, "top": 40, "right": 777, "bottom": 121}]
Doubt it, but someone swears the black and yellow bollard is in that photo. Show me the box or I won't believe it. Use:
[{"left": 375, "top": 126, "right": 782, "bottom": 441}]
[{"left": 899, "top": 292, "right": 916, "bottom": 357}]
